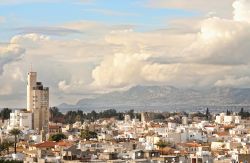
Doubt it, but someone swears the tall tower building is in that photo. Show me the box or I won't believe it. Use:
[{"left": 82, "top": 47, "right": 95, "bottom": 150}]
[
  {"left": 27, "top": 71, "right": 49, "bottom": 130},
  {"left": 27, "top": 72, "right": 37, "bottom": 111}
]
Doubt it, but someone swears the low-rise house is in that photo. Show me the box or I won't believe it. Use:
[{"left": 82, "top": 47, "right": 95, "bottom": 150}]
[
  {"left": 177, "top": 142, "right": 202, "bottom": 154},
  {"left": 144, "top": 150, "right": 160, "bottom": 159},
  {"left": 48, "top": 124, "right": 62, "bottom": 135},
  {"left": 129, "top": 150, "right": 144, "bottom": 160},
  {"left": 62, "top": 145, "right": 91, "bottom": 161},
  {"left": 232, "top": 154, "right": 250, "bottom": 163},
  {"left": 99, "top": 152, "right": 118, "bottom": 160},
  {"left": 29, "top": 141, "right": 58, "bottom": 161}
]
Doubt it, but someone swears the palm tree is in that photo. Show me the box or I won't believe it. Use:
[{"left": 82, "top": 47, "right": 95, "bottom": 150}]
[
  {"left": 10, "top": 129, "right": 21, "bottom": 154},
  {"left": 155, "top": 140, "right": 170, "bottom": 155}
]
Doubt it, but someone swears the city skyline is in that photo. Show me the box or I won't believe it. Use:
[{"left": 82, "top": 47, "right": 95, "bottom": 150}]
[{"left": 0, "top": 0, "right": 250, "bottom": 107}]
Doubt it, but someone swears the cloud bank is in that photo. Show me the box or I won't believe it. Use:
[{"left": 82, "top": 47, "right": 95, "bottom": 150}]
[{"left": 1, "top": 0, "right": 250, "bottom": 107}]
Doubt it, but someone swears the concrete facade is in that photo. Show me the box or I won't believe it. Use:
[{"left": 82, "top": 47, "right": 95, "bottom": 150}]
[
  {"left": 27, "top": 72, "right": 49, "bottom": 130},
  {"left": 8, "top": 110, "right": 32, "bottom": 130}
]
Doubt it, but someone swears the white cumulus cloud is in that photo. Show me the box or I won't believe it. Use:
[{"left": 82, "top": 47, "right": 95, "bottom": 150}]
[{"left": 233, "top": 0, "right": 250, "bottom": 23}]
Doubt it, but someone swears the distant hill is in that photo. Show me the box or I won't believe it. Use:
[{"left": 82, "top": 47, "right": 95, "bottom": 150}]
[{"left": 58, "top": 85, "right": 250, "bottom": 112}]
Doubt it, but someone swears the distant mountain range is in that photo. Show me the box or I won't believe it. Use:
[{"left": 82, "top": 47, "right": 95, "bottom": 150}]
[{"left": 58, "top": 85, "right": 250, "bottom": 112}]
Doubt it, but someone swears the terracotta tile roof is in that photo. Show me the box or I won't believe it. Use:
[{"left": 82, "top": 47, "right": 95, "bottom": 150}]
[
  {"left": 57, "top": 141, "right": 73, "bottom": 147},
  {"left": 150, "top": 124, "right": 161, "bottom": 128},
  {"left": 220, "top": 125, "right": 235, "bottom": 129},
  {"left": 34, "top": 141, "right": 57, "bottom": 148},
  {"left": 161, "top": 147, "right": 175, "bottom": 155},
  {"left": 178, "top": 142, "right": 201, "bottom": 147},
  {"left": 174, "top": 150, "right": 188, "bottom": 155},
  {"left": 186, "top": 142, "right": 201, "bottom": 147},
  {"left": 49, "top": 125, "right": 61, "bottom": 129}
]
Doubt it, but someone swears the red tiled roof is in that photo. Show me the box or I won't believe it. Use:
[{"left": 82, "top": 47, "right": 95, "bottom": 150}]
[
  {"left": 220, "top": 125, "right": 235, "bottom": 129},
  {"left": 34, "top": 141, "right": 57, "bottom": 148},
  {"left": 57, "top": 141, "right": 73, "bottom": 147},
  {"left": 49, "top": 125, "right": 61, "bottom": 129},
  {"left": 178, "top": 142, "right": 201, "bottom": 147}
]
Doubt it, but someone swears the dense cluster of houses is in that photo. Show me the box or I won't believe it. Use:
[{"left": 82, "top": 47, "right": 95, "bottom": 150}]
[{"left": 0, "top": 111, "right": 250, "bottom": 163}]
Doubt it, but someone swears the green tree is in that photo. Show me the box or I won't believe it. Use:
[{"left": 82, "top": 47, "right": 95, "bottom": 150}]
[
  {"left": 49, "top": 133, "right": 67, "bottom": 142},
  {"left": 9, "top": 129, "right": 21, "bottom": 154},
  {"left": 0, "top": 108, "right": 12, "bottom": 122},
  {"left": 155, "top": 140, "right": 171, "bottom": 155},
  {"left": 239, "top": 107, "right": 250, "bottom": 119},
  {"left": 127, "top": 109, "right": 135, "bottom": 119},
  {"left": 90, "top": 111, "right": 98, "bottom": 121},
  {"left": 226, "top": 109, "right": 232, "bottom": 115},
  {"left": 117, "top": 113, "right": 124, "bottom": 120},
  {"left": 240, "top": 108, "right": 244, "bottom": 115},
  {"left": 205, "top": 108, "right": 211, "bottom": 120},
  {"left": 0, "top": 143, "right": 5, "bottom": 156},
  {"left": 49, "top": 107, "right": 64, "bottom": 123},
  {"left": 79, "top": 129, "right": 97, "bottom": 140},
  {"left": 0, "top": 141, "right": 13, "bottom": 155},
  {"left": 1, "top": 141, "right": 13, "bottom": 155},
  {"left": 154, "top": 113, "right": 165, "bottom": 120},
  {"left": 65, "top": 111, "right": 78, "bottom": 124}
]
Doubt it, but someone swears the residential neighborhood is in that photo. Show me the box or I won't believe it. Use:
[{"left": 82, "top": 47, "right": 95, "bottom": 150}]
[{"left": 0, "top": 107, "right": 250, "bottom": 162}]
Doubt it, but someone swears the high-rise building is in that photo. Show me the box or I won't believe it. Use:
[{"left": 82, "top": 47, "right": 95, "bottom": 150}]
[{"left": 27, "top": 71, "right": 49, "bottom": 130}]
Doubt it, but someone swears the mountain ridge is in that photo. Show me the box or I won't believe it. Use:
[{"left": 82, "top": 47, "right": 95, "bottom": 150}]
[{"left": 58, "top": 85, "right": 250, "bottom": 112}]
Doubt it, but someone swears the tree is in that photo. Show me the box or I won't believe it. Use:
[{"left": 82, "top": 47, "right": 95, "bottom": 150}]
[
  {"left": 192, "top": 111, "right": 205, "bottom": 118},
  {"left": 155, "top": 140, "right": 171, "bottom": 155},
  {"left": 117, "top": 113, "right": 124, "bottom": 120},
  {"left": 49, "top": 133, "right": 67, "bottom": 142},
  {"left": 90, "top": 111, "right": 98, "bottom": 121},
  {"left": 79, "top": 129, "right": 97, "bottom": 140},
  {"left": 239, "top": 108, "right": 244, "bottom": 115},
  {"left": 205, "top": 108, "right": 211, "bottom": 120},
  {"left": 127, "top": 109, "right": 135, "bottom": 119},
  {"left": 49, "top": 107, "right": 64, "bottom": 123},
  {"left": 226, "top": 110, "right": 233, "bottom": 116},
  {"left": 154, "top": 113, "right": 165, "bottom": 120},
  {"left": 0, "top": 141, "right": 13, "bottom": 155},
  {"left": 9, "top": 129, "right": 21, "bottom": 154},
  {"left": 76, "top": 110, "right": 84, "bottom": 122},
  {"left": 239, "top": 107, "right": 250, "bottom": 119},
  {"left": 0, "top": 143, "right": 6, "bottom": 156},
  {"left": 64, "top": 111, "right": 78, "bottom": 124},
  {"left": 0, "top": 108, "right": 11, "bottom": 122}
]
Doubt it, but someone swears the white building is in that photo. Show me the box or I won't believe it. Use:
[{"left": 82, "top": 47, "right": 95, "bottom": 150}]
[
  {"left": 215, "top": 113, "right": 241, "bottom": 125},
  {"left": 8, "top": 110, "right": 32, "bottom": 130},
  {"left": 27, "top": 71, "right": 49, "bottom": 130},
  {"left": 182, "top": 116, "right": 188, "bottom": 125},
  {"left": 124, "top": 115, "right": 131, "bottom": 123}
]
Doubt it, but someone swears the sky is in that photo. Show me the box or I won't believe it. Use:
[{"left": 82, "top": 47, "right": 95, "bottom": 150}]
[{"left": 0, "top": 0, "right": 250, "bottom": 107}]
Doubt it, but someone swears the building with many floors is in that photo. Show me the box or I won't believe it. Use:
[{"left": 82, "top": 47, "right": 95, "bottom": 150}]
[{"left": 27, "top": 71, "right": 49, "bottom": 130}]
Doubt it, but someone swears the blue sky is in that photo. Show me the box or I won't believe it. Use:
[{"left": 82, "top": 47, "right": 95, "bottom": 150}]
[{"left": 0, "top": 0, "right": 197, "bottom": 41}]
